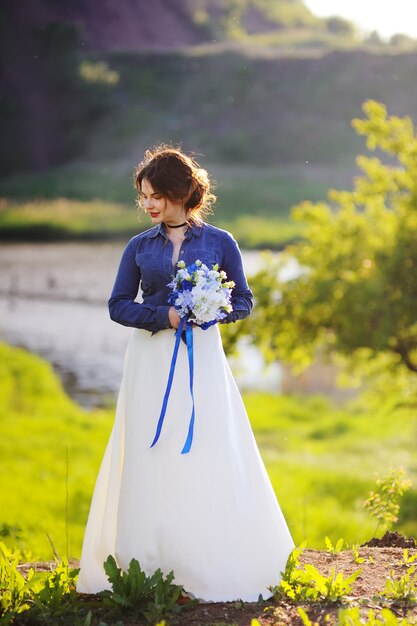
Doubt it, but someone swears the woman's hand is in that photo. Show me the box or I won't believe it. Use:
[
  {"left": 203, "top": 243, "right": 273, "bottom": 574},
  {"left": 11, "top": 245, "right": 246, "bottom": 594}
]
[{"left": 168, "top": 306, "right": 181, "bottom": 329}]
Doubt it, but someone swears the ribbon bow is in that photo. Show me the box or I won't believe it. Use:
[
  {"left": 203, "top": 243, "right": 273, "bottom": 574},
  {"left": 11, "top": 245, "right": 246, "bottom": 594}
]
[{"left": 150, "top": 317, "right": 195, "bottom": 454}]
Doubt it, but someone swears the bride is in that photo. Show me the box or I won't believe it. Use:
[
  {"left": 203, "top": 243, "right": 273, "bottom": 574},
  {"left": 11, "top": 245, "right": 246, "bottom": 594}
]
[{"left": 76, "top": 145, "right": 294, "bottom": 601}]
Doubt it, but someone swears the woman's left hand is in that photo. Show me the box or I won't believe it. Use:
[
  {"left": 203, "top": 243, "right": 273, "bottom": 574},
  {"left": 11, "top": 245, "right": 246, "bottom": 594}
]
[{"left": 169, "top": 306, "right": 181, "bottom": 329}]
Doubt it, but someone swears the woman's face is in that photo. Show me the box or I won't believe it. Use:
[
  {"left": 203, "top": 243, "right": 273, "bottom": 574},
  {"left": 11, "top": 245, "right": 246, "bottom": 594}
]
[{"left": 140, "top": 178, "right": 187, "bottom": 226}]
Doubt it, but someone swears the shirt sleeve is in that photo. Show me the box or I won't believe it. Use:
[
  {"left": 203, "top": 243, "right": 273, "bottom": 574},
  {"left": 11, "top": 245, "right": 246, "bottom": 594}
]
[
  {"left": 219, "top": 232, "right": 254, "bottom": 324},
  {"left": 108, "top": 239, "right": 171, "bottom": 332}
]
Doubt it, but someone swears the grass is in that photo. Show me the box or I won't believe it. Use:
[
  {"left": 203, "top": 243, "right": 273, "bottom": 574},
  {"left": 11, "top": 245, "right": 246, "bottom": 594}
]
[
  {"left": 234, "top": 28, "right": 361, "bottom": 53},
  {"left": 0, "top": 162, "right": 136, "bottom": 205},
  {"left": 0, "top": 344, "right": 113, "bottom": 561},
  {"left": 1, "top": 343, "right": 417, "bottom": 561},
  {"left": 0, "top": 161, "right": 346, "bottom": 247},
  {"left": 0, "top": 198, "right": 142, "bottom": 240},
  {"left": 247, "top": 392, "right": 417, "bottom": 545}
]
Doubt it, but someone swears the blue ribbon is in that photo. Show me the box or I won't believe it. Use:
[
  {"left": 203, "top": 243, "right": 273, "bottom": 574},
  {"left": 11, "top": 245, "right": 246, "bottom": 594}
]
[
  {"left": 181, "top": 323, "right": 195, "bottom": 454},
  {"left": 150, "top": 317, "right": 196, "bottom": 454}
]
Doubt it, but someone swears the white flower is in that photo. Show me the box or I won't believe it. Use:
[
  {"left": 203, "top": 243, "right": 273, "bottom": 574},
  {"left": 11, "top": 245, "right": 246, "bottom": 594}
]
[{"left": 168, "top": 260, "right": 234, "bottom": 325}]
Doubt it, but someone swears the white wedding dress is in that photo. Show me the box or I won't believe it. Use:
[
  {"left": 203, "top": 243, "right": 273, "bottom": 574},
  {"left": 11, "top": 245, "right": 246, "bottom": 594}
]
[{"left": 76, "top": 324, "right": 294, "bottom": 601}]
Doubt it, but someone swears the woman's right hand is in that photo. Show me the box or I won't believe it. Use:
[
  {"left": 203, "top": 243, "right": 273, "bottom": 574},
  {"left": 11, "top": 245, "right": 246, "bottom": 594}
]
[{"left": 168, "top": 306, "right": 181, "bottom": 329}]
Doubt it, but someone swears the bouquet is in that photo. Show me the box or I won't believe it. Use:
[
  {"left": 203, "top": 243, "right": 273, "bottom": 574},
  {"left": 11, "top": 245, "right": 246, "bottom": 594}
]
[
  {"left": 150, "top": 260, "right": 235, "bottom": 455},
  {"left": 167, "top": 259, "right": 235, "bottom": 328}
]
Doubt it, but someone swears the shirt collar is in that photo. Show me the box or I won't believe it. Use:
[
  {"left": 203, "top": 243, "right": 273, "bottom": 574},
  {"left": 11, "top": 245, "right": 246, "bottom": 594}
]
[
  {"left": 147, "top": 222, "right": 203, "bottom": 239},
  {"left": 148, "top": 224, "right": 163, "bottom": 239}
]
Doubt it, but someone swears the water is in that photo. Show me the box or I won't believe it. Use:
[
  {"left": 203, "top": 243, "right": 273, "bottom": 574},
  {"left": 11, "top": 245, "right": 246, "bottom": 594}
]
[{"left": 0, "top": 242, "right": 289, "bottom": 407}]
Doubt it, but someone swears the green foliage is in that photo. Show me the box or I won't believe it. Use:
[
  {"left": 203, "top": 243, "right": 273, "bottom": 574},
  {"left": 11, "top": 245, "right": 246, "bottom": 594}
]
[
  {"left": 325, "top": 537, "right": 344, "bottom": 555},
  {"left": 0, "top": 199, "right": 143, "bottom": 241},
  {"left": 0, "top": 343, "right": 113, "bottom": 560},
  {"left": 2, "top": 343, "right": 417, "bottom": 557},
  {"left": 272, "top": 545, "right": 361, "bottom": 603},
  {"left": 298, "top": 607, "right": 319, "bottom": 626},
  {"left": 305, "top": 565, "right": 361, "bottom": 602},
  {"left": 0, "top": 545, "right": 181, "bottom": 625},
  {"left": 79, "top": 61, "right": 120, "bottom": 86},
  {"left": 193, "top": 0, "right": 325, "bottom": 41},
  {"left": 272, "top": 546, "right": 311, "bottom": 601},
  {"left": 29, "top": 561, "right": 80, "bottom": 623},
  {"left": 381, "top": 567, "right": 417, "bottom": 606},
  {"left": 299, "top": 606, "right": 417, "bottom": 625},
  {"left": 269, "top": 405, "right": 417, "bottom": 546},
  {"left": 0, "top": 161, "right": 330, "bottom": 247},
  {"left": 351, "top": 545, "right": 365, "bottom": 565},
  {"left": 401, "top": 549, "right": 417, "bottom": 568},
  {"left": 0, "top": 541, "right": 82, "bottom": 625},
  {"left": 100, "top": 555, "right": 186, "bottom": 623},
  {"left": 334, "top": 606, "right": 417, "bottom": 625},
  {"left": 325, "top": 16, "right": 356, "bottom": 36},
  {"left": 231, "top": 100, "right": 417, "bottom": 383},
  {"left": 363, "top": 468, "right": 412, "bottom": 535},
  {"left": 0, "top": 541, "right": 40, "bottom": 617}
]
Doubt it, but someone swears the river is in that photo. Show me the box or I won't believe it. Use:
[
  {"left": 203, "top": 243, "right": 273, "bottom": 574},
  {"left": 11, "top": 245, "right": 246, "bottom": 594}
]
[{"left": 0, "top": 242, "right": 295, "bottom": 407}]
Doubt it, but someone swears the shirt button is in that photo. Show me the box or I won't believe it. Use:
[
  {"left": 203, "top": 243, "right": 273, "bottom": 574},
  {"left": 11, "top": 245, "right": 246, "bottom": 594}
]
[{"left": 180, "top": 251, "right": 184, "bottom": 255}]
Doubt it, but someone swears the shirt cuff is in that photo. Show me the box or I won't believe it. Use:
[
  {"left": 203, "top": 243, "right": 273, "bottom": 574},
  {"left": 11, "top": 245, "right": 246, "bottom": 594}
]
[
  {"left": 219, "top": 311, "right": 236, "bottom": 324},
  {"left": 156, "top": 305, "right": 172, "bottom": 330}
]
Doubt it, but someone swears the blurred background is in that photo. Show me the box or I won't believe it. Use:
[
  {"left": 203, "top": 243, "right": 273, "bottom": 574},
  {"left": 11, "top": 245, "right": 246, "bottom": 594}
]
[{"left": 1, "top": 0, "right": 417, "bottom": 561}]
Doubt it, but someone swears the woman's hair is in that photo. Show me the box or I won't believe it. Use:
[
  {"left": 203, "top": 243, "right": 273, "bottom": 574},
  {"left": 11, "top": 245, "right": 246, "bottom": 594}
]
[{"left": 134, "top": 145, "right": 216, "bottom": 223}]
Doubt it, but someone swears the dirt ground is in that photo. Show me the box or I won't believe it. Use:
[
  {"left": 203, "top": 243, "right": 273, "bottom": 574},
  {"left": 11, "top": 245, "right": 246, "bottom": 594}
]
[{"left": 17, "top": 532, "right": 417, "bottom": 625}]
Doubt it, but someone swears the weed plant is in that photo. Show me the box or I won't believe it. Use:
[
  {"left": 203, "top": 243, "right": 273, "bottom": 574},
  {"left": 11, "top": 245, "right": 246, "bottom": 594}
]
[
  {"left": 401, "top": 550, "right": 417, "bottom": 568},
  {"left": 325, "top": 537, "right": 344, "bottom": 555},
  {"left": 299, "top": 606, "right": 417, "bottom": 625},
  {"left": 381, "top": 567, "right": 417, "bottom": 607},
  {"left": 351, "top": 545, "right": 365, "bottom": 565},
  {"left": 363, "top": 468, "right": 412, "bottom": 537},
  {"left": 100, "top": 555, "right": 189, "bottom": 623},
  {"left": 271, "top": 545, "right": 361, "bottom": 604},
  {"left": 0, "top": 546, "right": 191, "bottom": 626},
  {"left": 0, "top": 541, "right": 82, "bottom": 625}
]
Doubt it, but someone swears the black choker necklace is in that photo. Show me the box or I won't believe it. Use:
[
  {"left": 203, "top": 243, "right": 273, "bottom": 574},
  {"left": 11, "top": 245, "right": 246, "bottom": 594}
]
[{"left": 165, "top": 222, "right": 187, "bottom": 229}]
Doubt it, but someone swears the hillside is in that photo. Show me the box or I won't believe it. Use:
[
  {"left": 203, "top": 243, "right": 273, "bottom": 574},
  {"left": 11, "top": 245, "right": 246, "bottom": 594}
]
[
  {"left": 2, "top": 45, "right": 417, "bottom": 177},
  {"left": 2, "top": 0, "right": 328, "bottom": 53},
  {"left": 0, "top": 0, "right": 357, "bottom": 176},
  {"left": 77, "top": 48, "right": 417, "bottom": 167},
  {"left": 1, "top": 0, "right": 416, "bottom": 178},
  {"left": 2, "top": 44, "right": 417, "bottom": 248}
]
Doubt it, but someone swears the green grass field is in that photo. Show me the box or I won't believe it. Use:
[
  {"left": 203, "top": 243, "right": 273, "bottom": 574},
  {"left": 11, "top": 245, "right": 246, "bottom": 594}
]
[
  {"left": 0, "top": 161, "right": 349, "bottom": 248},
  {"left": 1, "top": 343, "right": 416, "bottom": 562}
]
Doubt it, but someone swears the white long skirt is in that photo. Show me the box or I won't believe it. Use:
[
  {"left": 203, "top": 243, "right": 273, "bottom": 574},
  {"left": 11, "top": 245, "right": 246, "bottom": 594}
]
[{"left": 76, "top": 325, "right": 294, "bottom": 602}]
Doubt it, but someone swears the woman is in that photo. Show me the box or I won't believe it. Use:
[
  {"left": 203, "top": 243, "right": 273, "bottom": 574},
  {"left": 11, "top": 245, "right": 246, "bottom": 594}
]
[{"left": 76, "top": 146, "right": 294, "bottom": 602}]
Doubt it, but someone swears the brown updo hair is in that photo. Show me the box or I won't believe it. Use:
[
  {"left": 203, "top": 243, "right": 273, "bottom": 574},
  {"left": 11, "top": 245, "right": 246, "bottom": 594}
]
[{"left": 134, "top": 145, "right": 216, "bottom": 224}]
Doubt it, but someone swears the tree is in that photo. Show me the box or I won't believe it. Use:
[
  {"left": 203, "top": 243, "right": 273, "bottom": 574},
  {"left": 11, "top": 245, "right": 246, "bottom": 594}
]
[
  {"left": 390, "top": 33, "right": 417, "bottom": 49},
  {"left": 0, "top": 12, "right": 117, "bottom": 174},
  {"left": 365, "top": 30, "right": 384, "bottom": 46},
  {"left": 325, "top": 16, "right": 356, "bottom": 36},
  {"left": 222, "top": 101, "right": 417, "bottom": 380}
]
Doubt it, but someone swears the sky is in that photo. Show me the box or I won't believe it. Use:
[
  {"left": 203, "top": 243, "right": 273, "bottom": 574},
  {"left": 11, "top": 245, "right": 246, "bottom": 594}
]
[{"left": 304, "top": 0, "right": 417, "bottom": 39}]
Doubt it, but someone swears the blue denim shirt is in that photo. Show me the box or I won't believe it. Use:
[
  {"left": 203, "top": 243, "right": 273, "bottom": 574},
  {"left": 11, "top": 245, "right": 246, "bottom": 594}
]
[{"left": 108, "top": 222, "right": 253, "bottom": 333}]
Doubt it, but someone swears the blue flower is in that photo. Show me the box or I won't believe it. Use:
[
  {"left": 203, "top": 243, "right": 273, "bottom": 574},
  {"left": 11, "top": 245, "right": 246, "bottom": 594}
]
[{"left": 168, "top": 260, "right": 234, "bottom": 327}]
